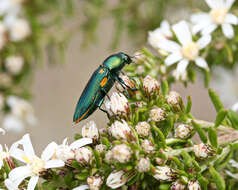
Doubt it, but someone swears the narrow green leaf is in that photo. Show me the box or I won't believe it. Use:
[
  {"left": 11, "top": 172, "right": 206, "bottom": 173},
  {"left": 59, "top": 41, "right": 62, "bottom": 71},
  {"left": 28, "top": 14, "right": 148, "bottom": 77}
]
[
  {"left": 204, "top": 69, "right": 210, "bottom": 88},
  {"left": 186, "top": 96, "right": 192, "bottom": 114},
  {"left": 208, "top": 89, "right": 224, "bottom": 112},
  {"left": 214, "top": 109, "right": 227, "bottom": 128},
  {"left": 208, "top": 127, "right": 218, "bottom": 148},
  {"left": 192, "top": 120, "right": 208, "bottom": 143},
  {"left": 127, "top": 173, "right": 139, "bottom": 186},
  {"left": 181, "top": 151, "right": 192, "bottom": 167},
  {"left": 152, "top": 124, "right": 166, "bottom": 148},
  {"left": 197, "top": 174, "right": 209, "bottom": 190},
  {"left": 216, "top": 150, "right": 233, "bottom": 170},
  {"left": 170, "top": 156, "right": 184, "bottom": 170},
  {"left": 209, "top": 166, "right": 226, "bottom": 190},
  {"left": 161, "top": 80, "right": 169, "bottom": 96},
  {"left": 101, "top": 137, "right": 111, "bottom": 148},
  {"left": 227, "top": 110, "right": 238, "bottom": 129}
]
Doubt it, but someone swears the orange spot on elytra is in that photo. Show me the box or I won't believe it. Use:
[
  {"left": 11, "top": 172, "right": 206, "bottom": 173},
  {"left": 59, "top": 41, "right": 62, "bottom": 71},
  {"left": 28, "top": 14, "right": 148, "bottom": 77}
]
[
  {"left": 75, "top": 108, "right": 90, "bottom": 123},
  {"left": 100, "top": 77, "right": 108, "bottom": 87}
]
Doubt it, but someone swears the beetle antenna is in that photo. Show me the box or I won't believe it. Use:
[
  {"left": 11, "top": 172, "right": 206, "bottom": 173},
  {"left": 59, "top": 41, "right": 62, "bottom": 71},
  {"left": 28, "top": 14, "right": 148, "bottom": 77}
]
[{"left": 130, "top": 53, "right": 143, "bottom": 59}]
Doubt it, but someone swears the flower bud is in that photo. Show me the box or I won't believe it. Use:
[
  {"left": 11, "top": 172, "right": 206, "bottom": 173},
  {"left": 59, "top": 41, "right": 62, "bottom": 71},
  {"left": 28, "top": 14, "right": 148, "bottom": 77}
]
[
  {"left": 188, "top": 180, "right": 201, "bottom": 190},
  {"left": 171, "top": 180, "right": 186, "bottom": 190},
  {"left": 133, "top": 51, "right": 146, "bottom": 63},
  {"left": 135, "top": 122, "right": 151, "bottom": 137},
  {"left": 75, "top": 147, "right": 93, "bottom": 165},
  {"left": 141, "top": 139, "right": 155, "bottom": 153},
  {"left": 143, "top": 75, "right": 160, "bottom": 94},
  {"left": 87, "top": 176, "right": 103, "bottom": 190},
  {"left": 153, "top": 166, "right": 176, "bottom": 181},
  {"left": 166, "top": 91, "right": 183, "bottom": 110},
  {"left": 82, "top": 121, "right": 99, "bottom": 141},
  {"left": 155, "top": 157, "right": 167, "bottom": 165},
  {"left": 111, "top": 144, "right": 132, "bottom": 163},
  {"left": 175, "top": 123, "right": 193, "bottom": 139},
  {"left": 116, "top": 75, "right": 136, "bottom": 92},
  {"left": 95, "top": 144, "right": 107, "bottom": 153},
  {"left": 150, "top": 107, "right": 166, "bottom": 122},
  {"left": 106, "top": 92, "right": 129, "bottom": 116},
  {"left": 109, "top": 120, "right": 132, "bottom": 140},
  {"left": 106, "top": 170, "right": 128, "bottom": 189},
  {"left": 55, "top": 145, "right": 75, "bottom": 162},
  {"left": 136, "top": 158, "right": 151, "bottom": 173},
  {"left": 104, "top": 150, "right": 113, "bottom": 163},
  {"left": 194, "top": 143, "right": 216, "bottom": 159}
]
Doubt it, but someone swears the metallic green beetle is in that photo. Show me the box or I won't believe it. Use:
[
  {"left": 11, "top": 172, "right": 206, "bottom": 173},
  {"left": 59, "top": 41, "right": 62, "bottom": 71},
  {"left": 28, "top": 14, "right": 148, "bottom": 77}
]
[{"left": 73, "top": 52, "right": 134, "bottom": 123}]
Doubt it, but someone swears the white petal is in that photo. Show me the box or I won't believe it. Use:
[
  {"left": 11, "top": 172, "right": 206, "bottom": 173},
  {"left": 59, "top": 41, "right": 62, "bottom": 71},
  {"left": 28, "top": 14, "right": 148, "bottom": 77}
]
[
  {"left": 195, "top": 57, "right": 209, "bottom": 69},
  {"left": 27, "top": 176, "right": 39, "bottom": 190},
  {"left": 45, "top": 159, "right": 65, "bottom": 169},
  {"left": 0, "top": 145, "right": 2, "bottom": 152},
  {"left": 225, "top": 13, "right": 238, "bottom": 25},
  {"left": 176, "top": 59, "right": 189, "bottom": 74},
  {"left": 225, "top": 170, "right": 238, "bottom": 179},
  {"left": 160, "top": 20, "right": 172, "bottom": 37},
  {"left": 73, "top": 185, "right": 90, "bottom": 190},
  {"left": 4, "top": 179, "right": 18, "bottom": 190},
  {"left": 165, "top": 52, "right": 183, "bottom": 66},
  {"left": 70, "top": 138, "right": 92, "bottom": 150},
  {"left": 205, "top": 0, "right": 217, "bottom": 9},
  {"left": 9, "top": 147, "right": 25, "bottom": 162},
  {"left": 222, "top": 23, "right": 234, "bottom": 39},
  {"left": 232, "top": 102, "right": 238, "bottom": 112},
  {"left": 0, "top": 128, "right": 5, "bottom": 135},
  {"left": 190, "top": 13, "right": 211, "bottom": 23},
  {"left": 158, "top": 39, "right": 181, "bottom": 53},
  {"left": 172, "top": 20, "right": 192, "bottom": 45},
  {"left": 9, "top": 166, "right": 32, "bottom": 185},
  {"left": 41, "top": 142, "right": 58, "bottom": 161},
  {"left": 197, "top": 35, "right": 212, "bottom": 49},
  {"left": 21, "top": 134, "right": 35, "bottom": 157},
  {"left": 225, "top": 0, "right": 235, "bottom": 9},
  {"left": 201, "top": 24, "right": 217, "bottom": 35}
]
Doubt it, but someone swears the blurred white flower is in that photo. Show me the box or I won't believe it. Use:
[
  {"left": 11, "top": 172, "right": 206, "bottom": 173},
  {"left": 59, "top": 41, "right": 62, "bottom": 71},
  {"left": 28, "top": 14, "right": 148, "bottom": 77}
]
[
  {"left": 158, "top": 21, "right": 211, "bottom": 78},
  {"left": 55, "top": 138, "right": 92, "bottom": 162},
  {"left": 72, "top": 185, "right": 90, "bottom": 190},
  {"left": 4, "top": 96, "right": 37, "bottom": 132},
  {"left": 75, "top": 147, "right": 93, "bottom": 165},
  {"left": 211, "top": 66, "right": 238, "bottom": 107},
  {"left": 5, "top": 17, "right": 31, "bottom": 41},
  {"left": 188, "top": 180, "right": 201, "bottom": 190},
  {"left": 106, "top": 170, "right": 128, "bottom": 189},
  {"left": 153, "top": 166, "right": 176, "bottom": 181},
  {"left": 87, "top": 176, "right": 103, "bottom": 190},
  {"left": 5, "top": 134, "right": 65, "bottom": 190},
  {"left": 111, "top": 144, "right": 132, "bottom": 163},
  {"left": 232, "top": 102, "right": 238, "bottom": 112},
  {"left": 0, "top": 143, "right": 17, "bottom": 169},
  {"left": 0, "top": 22, "right": 7, "bottom": 50},
  {"left": 0, "top": 0, "right": 23, "bottom": 16},
  {"left": 0, "top": 128, "right": 5, "bottom": 135},
  {"left": 166, "top": 91, "right": 182, "bottom": 107},
  {"left": 136, "top": 158, "right": 150, "bottom": 173},
  {"left": 148, "top": 20, "right": 172, "bottom": 49},
  {"left": 135, "top": 121, "right": 151, "bottom": 137},
  {"left": 4, "top": 179, "right": 18, "bottom": 190},
  {"left": 104, "top": 150, "right": 113, "bottom": 163},
  {"left": 141, "top": 139, "right": 155, "bottom": 153},
  {"left": 175, "top": 123, "right": 193, "bottom": 139},
  {"left": 191, "top": 0, "right": 238, "bottom": 39},
  {"left": 171, "top": 180, "right": 186, "bottom": 190},
  {"left": 5, "top": 56, "right": 24, "bottom": 75},
  {"left": 82, "top": 121, "right": 99, "bottom": 141},
  {"left": 106, "top": 92, "right": 129, "bottom": 116},
  {"left": 0, "top": 73, "right": 12, "bottom": 87},
  {"left": 95, "top": 144, "right": 107, "bottom": 153},
  {"left": 109, "top": 120, "right": 132, "bottom": 140},
  {"left": 225, "top": 170, "right": 238, "bottom": 179}
]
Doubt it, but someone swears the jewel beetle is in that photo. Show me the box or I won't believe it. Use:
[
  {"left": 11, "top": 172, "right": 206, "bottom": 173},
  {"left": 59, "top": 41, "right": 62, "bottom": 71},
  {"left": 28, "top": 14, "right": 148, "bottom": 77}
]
[{"left": 73, "top": 52, "right": 136, "bottom": 123}]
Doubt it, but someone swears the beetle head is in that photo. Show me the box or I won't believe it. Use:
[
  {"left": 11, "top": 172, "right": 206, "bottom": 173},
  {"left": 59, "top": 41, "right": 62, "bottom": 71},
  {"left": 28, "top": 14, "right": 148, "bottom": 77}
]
[{"left": 103, "top": 52, "right": 132, "bottom": 72}]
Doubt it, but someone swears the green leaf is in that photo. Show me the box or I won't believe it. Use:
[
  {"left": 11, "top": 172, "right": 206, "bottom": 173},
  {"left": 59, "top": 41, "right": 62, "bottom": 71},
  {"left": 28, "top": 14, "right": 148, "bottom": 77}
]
[
  {"left": 215, "top": 150, "right": 233, "bottom": 170},
  {"left": 161, "top": 80, "right": 169, "bottom": 96},
  {"left": 185, "top": 96, "right": 192, "bottom": 114},
  {"left": 192, "top": 120, "right": 208, "bottom": 143},
  {"left": 204, "top": 69, "right": 210, "bottom": 88},
  {"left": 198, "top": 174, "right": 209, "bottom": 190},
  {"left": 101, "top": 137, "right": 111, "bottom": 148},
  {"left": 75, "top": 172, "right": 90, "bottom": 181},
  {"left": 209, "top": 166, "right": 226, "bottom": 190},
  {"left": 208, "top": 89, "right": 224, "bottom": 112},
  {"left": 159, "top": 183, "right": 170, "bottom": 190},
  {"left": 227, "top": 110, "right": 238, "bottom": 129},
  {"left": 208, "top": 127, "right": 218, "bottom": 148},
  {"left": 127, "top": 173, "right": 139, "bottom": 186},
  {"left": 151, "top": 123, "right": 166, "bottom": 148},
  {"left": 214, "top": 109, "right": 227, "bottom": 128},
  {"left": 64, "top": 172, "right": 73, "bottom": 186}
]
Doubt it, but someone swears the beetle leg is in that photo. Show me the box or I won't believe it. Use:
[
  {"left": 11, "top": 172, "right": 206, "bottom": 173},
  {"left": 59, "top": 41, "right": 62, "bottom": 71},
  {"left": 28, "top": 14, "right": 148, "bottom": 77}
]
[
  {"left": 101, "top": 89, "right": 111, "bottom": 100},
  {"left": 97, "top": 98, "right": 110, "bottom": 119},
  {"left": 117, "top": 76, "right": 138, "bottom": 91},
  {"left": 115, "top": 78, "right": 130, "bottom": 98}
]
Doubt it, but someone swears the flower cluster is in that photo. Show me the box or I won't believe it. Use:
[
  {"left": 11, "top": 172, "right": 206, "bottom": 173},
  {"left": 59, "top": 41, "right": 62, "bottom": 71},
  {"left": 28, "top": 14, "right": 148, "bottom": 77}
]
[{"left": 1, "top": 75, "right": 238, "bottom": 190}]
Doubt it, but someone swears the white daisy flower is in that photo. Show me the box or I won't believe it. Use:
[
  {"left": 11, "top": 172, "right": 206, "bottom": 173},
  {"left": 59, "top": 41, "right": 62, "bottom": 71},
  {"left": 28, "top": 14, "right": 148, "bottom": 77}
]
[
  {"left": 232, "top": 102, "right": 238, "bottom": 112},
  {"left": 148, "top": 20, "right": 173, "bottom": 49},
  {"left": 191, "top": 0, "right": 238, "bottom": 39},
  {"left": 5, "top": 134, "right": 65, "bottom": 190},
  {"left": 158, "top": 20, "right": 211, "bottom": 78}
]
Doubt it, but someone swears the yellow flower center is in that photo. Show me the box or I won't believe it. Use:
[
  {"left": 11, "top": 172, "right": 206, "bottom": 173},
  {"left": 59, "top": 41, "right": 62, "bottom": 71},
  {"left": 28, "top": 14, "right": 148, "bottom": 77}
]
[
  {"left": 181, "top": 42, "right": 199, "bottom": 61},
  {"left": 210, "top": 9, "right": 227, "bottom": 25},
  {"left": 22, "top": 155, "right": 45, "bottom": 175}
]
